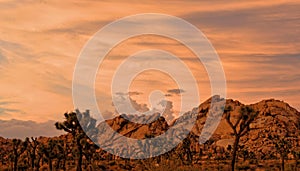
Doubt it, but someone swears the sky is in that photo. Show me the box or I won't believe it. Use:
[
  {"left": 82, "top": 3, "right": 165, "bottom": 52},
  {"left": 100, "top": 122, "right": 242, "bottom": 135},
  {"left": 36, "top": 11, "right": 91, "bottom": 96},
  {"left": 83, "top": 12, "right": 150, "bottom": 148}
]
[{"left": 0, "top": 0, "right": 299, "bottom": 124}]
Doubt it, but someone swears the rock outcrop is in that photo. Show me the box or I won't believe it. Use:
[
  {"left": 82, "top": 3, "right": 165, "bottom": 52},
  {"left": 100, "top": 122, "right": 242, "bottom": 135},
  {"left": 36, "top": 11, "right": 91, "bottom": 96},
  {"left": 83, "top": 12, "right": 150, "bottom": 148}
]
[{"left": 96, "top": 96, "right": 300, "bottom": 160}]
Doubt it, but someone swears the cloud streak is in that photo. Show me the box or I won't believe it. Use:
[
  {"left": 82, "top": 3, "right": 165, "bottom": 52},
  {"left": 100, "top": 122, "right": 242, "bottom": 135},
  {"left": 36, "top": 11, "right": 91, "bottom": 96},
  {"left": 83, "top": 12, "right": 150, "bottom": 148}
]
[
  {"left": 0, "top": 0, "right": 299, "bottom": 125},
  {"left": 167, "top": 89, "right": 185, "bottom": 95}
]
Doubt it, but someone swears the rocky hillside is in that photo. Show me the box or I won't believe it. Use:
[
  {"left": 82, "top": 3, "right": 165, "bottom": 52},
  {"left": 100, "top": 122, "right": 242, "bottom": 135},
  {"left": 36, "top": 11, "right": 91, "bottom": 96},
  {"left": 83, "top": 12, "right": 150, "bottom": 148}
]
[{"left": 96, "top": 96, "right": 300, "bottom": 160}]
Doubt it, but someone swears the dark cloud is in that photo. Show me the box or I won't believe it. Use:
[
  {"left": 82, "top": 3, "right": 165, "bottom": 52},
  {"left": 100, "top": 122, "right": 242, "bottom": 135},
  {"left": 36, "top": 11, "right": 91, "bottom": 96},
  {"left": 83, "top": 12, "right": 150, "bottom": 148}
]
[
  {"left": 181, "top": 3, "right": 300, "bottom": 44},
  {"left": 225, "top": 53, "right": 300, "bottom": 89},
  {"left": 128, "top": 91, "right": 143, "bottom": 96},
  {"left": 221, "top": 53, "right": 300, "bottom": 64},
  {"left": 115, "top": 91, "right": 143, "bottom": 96},
  {"left": 167, "top": 89, "right": 185, "bottom": 95},
  {"left": 182, "top": 3, "right": 300, "bottom": 29},
  {"left": 115, "top": 92, "right": 125, "bottom": 96},
  {"left": 238, "top": 88, "right": 300, "bottom": 97},
  {"left": 0, "top": 119, "right": 63, "bottom": 140}
]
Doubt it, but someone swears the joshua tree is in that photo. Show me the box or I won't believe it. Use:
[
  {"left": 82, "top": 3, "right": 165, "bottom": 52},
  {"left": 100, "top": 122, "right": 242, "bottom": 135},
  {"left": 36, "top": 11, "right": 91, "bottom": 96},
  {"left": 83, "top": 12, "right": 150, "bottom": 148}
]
[
  {"left": 38, "top": 139, "right": 62, "bottom": 171},
  {"left": 272, "top": 135, "right": 292, "bottom": 171},
  {"left": 27, "top": 137, "right": 39, "bottom": 170},
  {"left": 54, "top": 139, "right": 67, "bottom": 170},
  {"left": 35, "top": 145, "right": 44, "bottom": 171},
  {"left": 55, "top": 110, "right": 98, "bottom": 171},
  {"left": 55, "top": 112, "right": 84, "bottom": 171},
  {"left": 11, "top": 138, "right": 28, "bottom": 171},
  {"left": 224, "top": 105, "right": 258, "bottom": 171},
  {"left": 56, "top": 138, "right": 72, "bottom": 171}
]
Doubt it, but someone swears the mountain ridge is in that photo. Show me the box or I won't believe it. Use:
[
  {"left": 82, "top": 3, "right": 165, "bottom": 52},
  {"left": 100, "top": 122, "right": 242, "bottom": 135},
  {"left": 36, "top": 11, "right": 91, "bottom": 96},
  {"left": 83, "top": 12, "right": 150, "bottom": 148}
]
[{"left": 93, "top": 96, "right": 300, "bottom": 159}]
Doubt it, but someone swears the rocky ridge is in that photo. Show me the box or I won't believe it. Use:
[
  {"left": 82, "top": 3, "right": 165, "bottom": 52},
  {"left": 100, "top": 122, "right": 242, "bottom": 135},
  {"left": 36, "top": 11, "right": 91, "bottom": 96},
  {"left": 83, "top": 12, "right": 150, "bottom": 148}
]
[{"left": 96, "top": 96, "right": 300, "bottom": 160}]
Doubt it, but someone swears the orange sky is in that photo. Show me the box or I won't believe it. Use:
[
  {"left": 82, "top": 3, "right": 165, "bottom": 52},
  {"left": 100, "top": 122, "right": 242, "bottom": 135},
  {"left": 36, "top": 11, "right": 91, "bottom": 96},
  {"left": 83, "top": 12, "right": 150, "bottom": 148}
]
[{"left": 0, "top": 0, "right": 299, "bottom": 122}]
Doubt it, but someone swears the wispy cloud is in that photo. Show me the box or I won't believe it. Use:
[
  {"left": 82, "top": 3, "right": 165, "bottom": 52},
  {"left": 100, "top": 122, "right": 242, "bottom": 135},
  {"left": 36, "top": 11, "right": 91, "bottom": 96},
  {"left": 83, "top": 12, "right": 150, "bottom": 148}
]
[
  {"left": 0, "top": 0, "right": 299, "bottom": 123},
  {"left": 0, "top": 98, "right": 21, "bottom": 118},
  {"left": 167, "top": 89, "right": 185, "bottom": 95}
]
